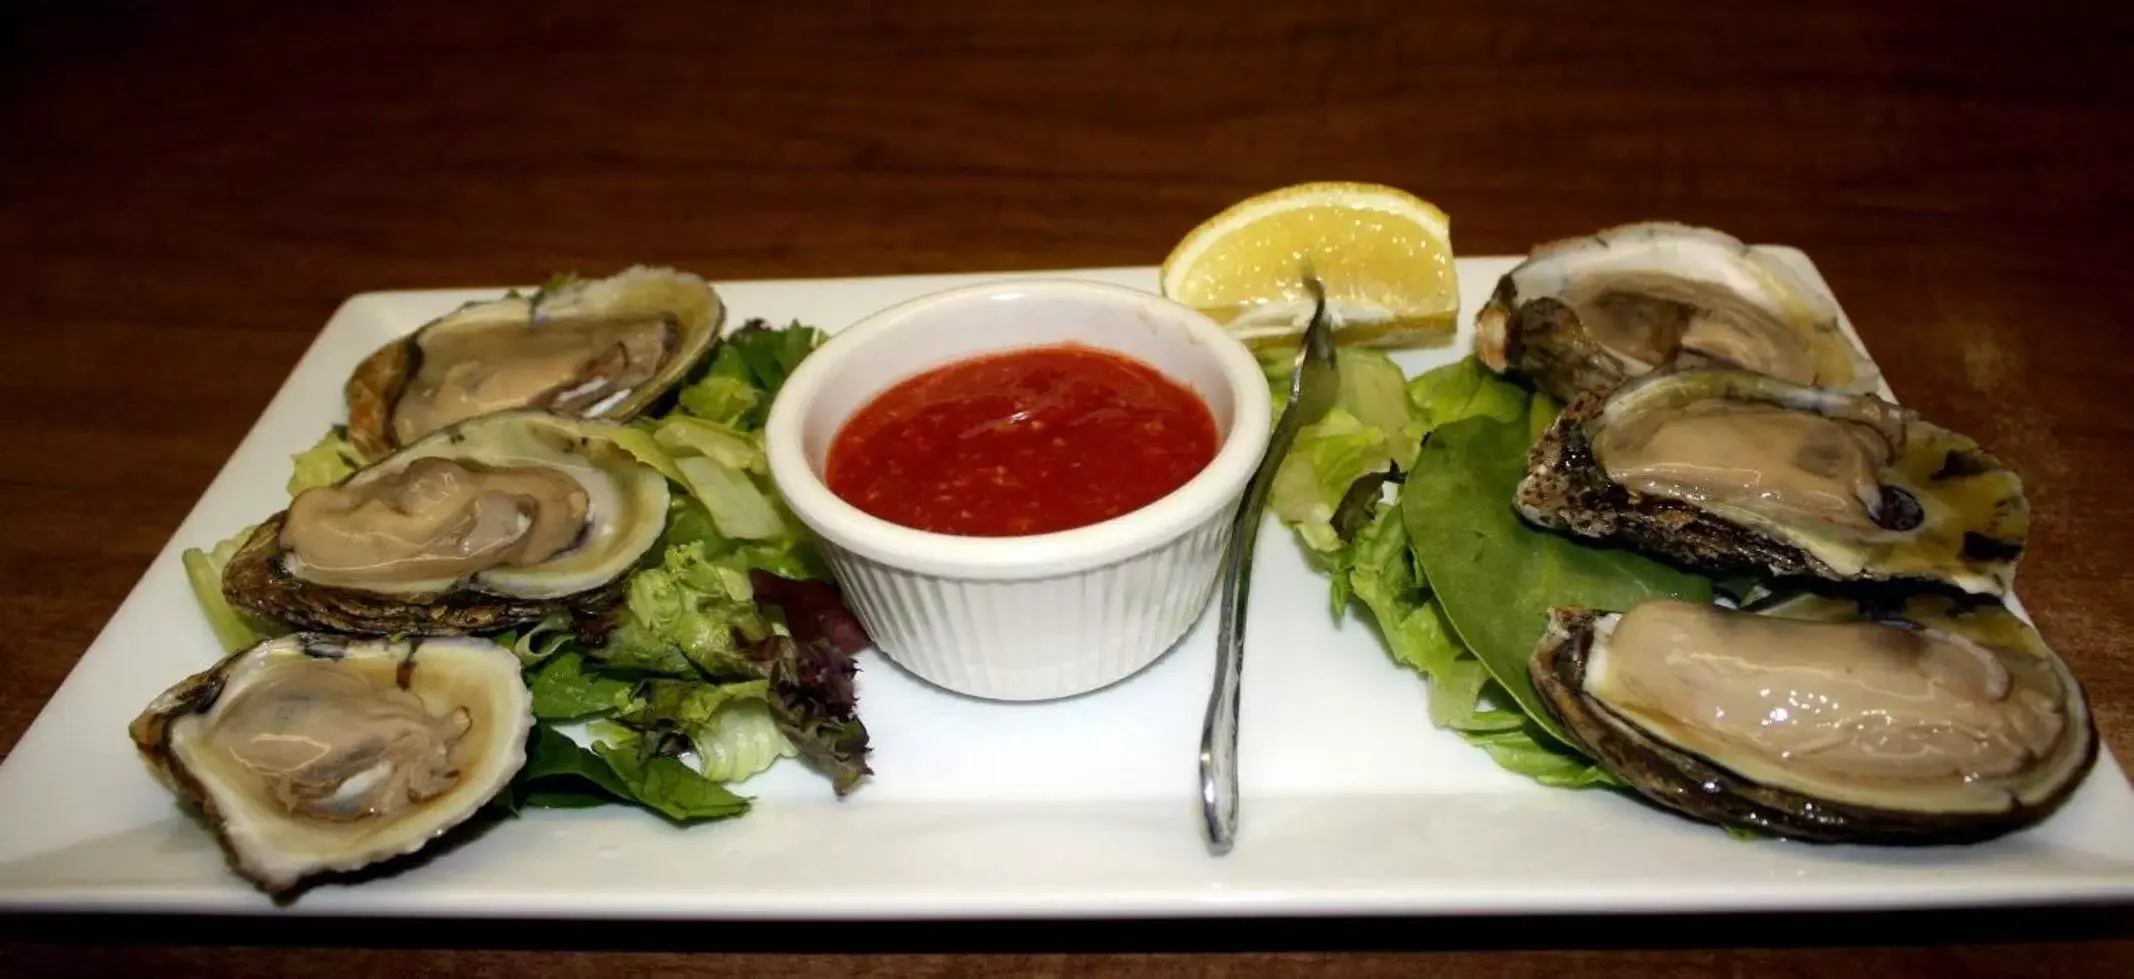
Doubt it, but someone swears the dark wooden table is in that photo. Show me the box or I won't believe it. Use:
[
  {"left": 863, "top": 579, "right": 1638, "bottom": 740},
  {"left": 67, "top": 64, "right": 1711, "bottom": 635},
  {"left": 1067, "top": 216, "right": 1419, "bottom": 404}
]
[{"left": 4, "top": 0, "right": 2131, "bottom": 974}]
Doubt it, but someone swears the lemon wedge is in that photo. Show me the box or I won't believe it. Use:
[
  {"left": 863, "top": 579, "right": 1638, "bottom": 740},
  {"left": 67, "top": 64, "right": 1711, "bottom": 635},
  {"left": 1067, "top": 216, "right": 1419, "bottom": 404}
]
[{"left": 1160, "top": 182, "right": 1458, "bottom": 348}]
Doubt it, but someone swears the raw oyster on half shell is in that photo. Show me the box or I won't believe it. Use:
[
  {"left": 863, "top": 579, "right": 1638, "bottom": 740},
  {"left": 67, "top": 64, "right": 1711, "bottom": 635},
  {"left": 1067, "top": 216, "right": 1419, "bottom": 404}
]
[
  {"left": 346, "top": 266, "right": 724, "bottom": 458},
  {"left": 1475, "top": 223, "right": 1877, "bottom": 402},
  {"left": 129, "top": 633, "right": 533, "bottom": 894},
  {"left": 1517, "top": 368, "right": 2026, "bottom": 596},
  {"left": 1529, "top": 595, "right": 2095, "bottom": 844},
  {"left": 224, "top": 410, "right": 669, "bottom": 635}
]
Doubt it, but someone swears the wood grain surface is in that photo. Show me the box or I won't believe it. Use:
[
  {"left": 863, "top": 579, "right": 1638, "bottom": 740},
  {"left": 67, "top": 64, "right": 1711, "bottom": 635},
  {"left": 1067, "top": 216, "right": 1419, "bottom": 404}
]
[{"left": 3, "top": 0, "right": 2130, "bottom": 974}]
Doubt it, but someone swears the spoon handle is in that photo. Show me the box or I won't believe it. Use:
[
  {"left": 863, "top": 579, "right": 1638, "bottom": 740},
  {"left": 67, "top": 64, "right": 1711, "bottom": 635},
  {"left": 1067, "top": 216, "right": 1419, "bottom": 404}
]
[{"left": 1199, "top": 274, "right": 1338, "bottom": 854}]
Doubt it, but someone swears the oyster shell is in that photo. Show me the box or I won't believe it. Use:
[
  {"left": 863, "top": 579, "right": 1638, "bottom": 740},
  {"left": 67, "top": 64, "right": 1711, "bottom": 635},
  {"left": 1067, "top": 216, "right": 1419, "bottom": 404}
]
[
  {"left": 1517, "top": 368, "right": 2026, "bottom": 596},
  {"left": 346, "top": 266, "right": 724, "bottom": 459},
  {"left": 1529, "top": 597, "right": 2095, "bottom": 844},
  {"left": 225, "top": 410, "right": 669, "bottom": 635},
  {"left": 1475, "top": 223, "right": 1878, "bottom": 401},
  {"left": 129, "top": 633, "right": 533, "bottom": 893}
]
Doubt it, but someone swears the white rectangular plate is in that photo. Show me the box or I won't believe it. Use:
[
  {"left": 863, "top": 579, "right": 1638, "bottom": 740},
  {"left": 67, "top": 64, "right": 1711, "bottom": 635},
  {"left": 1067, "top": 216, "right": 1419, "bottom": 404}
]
[{"left": 4, "top": 257, "right": 2132, "bottom": 918}]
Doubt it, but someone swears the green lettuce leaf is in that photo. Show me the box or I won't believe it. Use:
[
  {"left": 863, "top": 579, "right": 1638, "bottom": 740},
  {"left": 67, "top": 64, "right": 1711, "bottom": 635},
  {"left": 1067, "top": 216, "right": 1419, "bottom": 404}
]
[
  {"left": 1268, "top": 349, "right": 1434, "bottom": 560},
  {"left": 690, "top": 698, "right": 798, "bottom": 783},
  {"left": 673, "top": 456, "right": 786, "bottom": 541},
  {"left": 1456, "top": 725, "right": 1626, "bottom": 789},
  {"left": 529, "top": 319, "right": 866, "bottom": 807},
  {"left": 1257, "top": 346, "right": 1295, "bottom": 416},
  {"left": 285, "top": 426, "right": 367, "bottom": 496},
  {"left": 1340, "top": 492, "right": 1616, "bottom": 783},
  {"left": 1402, "top": 413, "right": 1714, "bottom": 747},
  {"left": 1344, "top": 499, "right": 1522, "bottom": 734},
  {"left": 594, "top": 630, "right": 700, "bottom": 678},
  {"left": 501, "top": 614, "right": 577, "bottom": 666},
  {"left": 594, "top": 563, "right": 870, "bottom": 791},
  {"left": 506, "top": 726, "right": 638, "bottom": 813},
  {"left": 655, "top": 416, "right": 764, "bottom": 473},
  {"left": 748, "top": 572, "right": 873, "bottom": 794},
  {"left": 1264, "top": 357, "right": 1669, "bottom": 787},
  {"left": 182, "top": 525, "right": 281, "bottom": 652},
  {"left": 1343, "top": 501, "right": 1438, "bottom": 671},
  {"left": 746, "top": 633, "right": 869, "bottom": 794},
  {"left": 659, "top": 495, "right": 825, "bottom": 582},
  {"left": 506, "top": 727, "right": 750, "bottom": 822},
  {"left": 659, "top": 493, "right": 728, "bottom": 551},
  {"left": 593, "top": 740, "right": 752, "bottom": 821},
  {"left": 1271, "top": 408, "right": 1394, "bottom": 554},
  {"left": 602, "top": 422, "right": 688, "bottom": 485},
  {"left": 1407, "top": 356, "right": 1528, "bottom": 432},
  {"left": 717, "top": 320, "right": 822, "bottom": 391},
  {"left": 1335, "top": 349, "right": 1426, "bottom": 470},
  {"left": 527, "top": 652, "right": 638, "bottom": 721},
  {"left": 627, "top": 677, "right": 766, "bottom": 727},
  {"left": 646, "top": 414, "right": 787, "bottom": 541},
  {"left": 598, "top": 540, "right": 773, "bottom": 679},
  {"left": 620, "top": 678, "right": 796, "bottom": 783},
  {"left": 697, "top": 319, "right": 825, "bottom": 427},
  {"left": 678, "top": 375, "right": 761, "bottom": 426}
]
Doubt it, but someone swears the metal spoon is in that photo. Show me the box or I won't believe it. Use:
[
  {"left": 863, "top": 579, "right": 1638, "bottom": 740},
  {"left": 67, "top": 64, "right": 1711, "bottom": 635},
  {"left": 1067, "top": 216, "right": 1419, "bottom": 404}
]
[{"left": 1199, "top": 271, "right": 1340, "bottom": 854}]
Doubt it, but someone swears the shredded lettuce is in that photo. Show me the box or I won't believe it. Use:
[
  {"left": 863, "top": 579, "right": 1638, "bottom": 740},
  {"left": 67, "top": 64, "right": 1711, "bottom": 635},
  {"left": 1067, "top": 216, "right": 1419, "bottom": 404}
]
[
  {"left": 638, "top": 414, "right": 789, "bottom": 541},
  {"left": 590, "top": 541, "right": 871, "bottom": 792},
  {"left": 182, "top": 525, "right": 280, "bottom": 652},
  {"left": 1455, "top": 727, "right": 1625, "bottom": 789},
  {"left": 186, "top": 426, "right": 361, "bottom": 650},
  {"left": 1268, "top": 349, "right": 1427, "bottom": 558},
  {"left": 517, "top": 671, "right": 797, "bottom": 803},
  {"left": 626, "top": 678, "right": 767, "bottom": 733},
  {"left": 602, "top": 423, "right": 688, "bottom": 484},
  {"left": 655, "top": 416, "right": 764, "bottom": 472},
  {"left": 689, "top": 698, "right": 797, "bottom": 783},
  {"left": 660, "top": 495, "right": 825, "bottom": 582},
  {"left": 285, "top": 426, "right": 367, "bottom": 496},
  {"left": 1344, "top": 495, "right": 1524, "bottom": 735},
  {"left": 503, "top": 614, "right": 576, "bottom": 666},
  {"left": 714, "top": 321, "right": 822, "bottom": 406},
  {"left": 601, "top": 540, "right": 773, "bottom": 677},
  {"left": 673, "top": 456, "right": 786, "bottom": 541},
  {"left": 677, "top": 375, "right": 760, "bottom": 427},
  {"left": 620, "top": 678, "right": 796, "bottom": 783},
  {"left": 1271, "top": 409, "right": 1393, "bottom": 554}
]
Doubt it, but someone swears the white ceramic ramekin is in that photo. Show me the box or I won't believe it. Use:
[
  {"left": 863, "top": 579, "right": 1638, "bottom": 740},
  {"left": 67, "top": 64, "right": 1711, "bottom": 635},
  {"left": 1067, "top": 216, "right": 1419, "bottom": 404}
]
[{"left": 764, "top": 279, "right": 1272, "bottom": 701}]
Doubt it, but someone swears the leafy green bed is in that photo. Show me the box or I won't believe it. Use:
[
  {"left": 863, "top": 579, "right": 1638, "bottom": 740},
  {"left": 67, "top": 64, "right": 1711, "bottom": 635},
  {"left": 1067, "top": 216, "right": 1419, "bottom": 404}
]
[
  {"left": 184, "top": 320, "right": 870, "bottom": 824},
  {"left": 1268, "top": 352, "right": 1712, "bottom": 786}
]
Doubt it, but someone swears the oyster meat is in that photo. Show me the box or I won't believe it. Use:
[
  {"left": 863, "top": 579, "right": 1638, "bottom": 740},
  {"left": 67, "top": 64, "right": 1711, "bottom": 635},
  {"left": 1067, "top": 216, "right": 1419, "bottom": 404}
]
[
  {"left": 346, "top": 266, "right": 724, "bottom": 458},
  {"left": 130, "top": 633, "right": 534, "bottom": 893},
  {"left": 225, "top": 410, "right": 669, "bottom": 634},
  {"left": 1475, "top": 223, "right": 1878, "bottom": 401},
  {"left": 1530, "top": 596, "right": 2095, "bottom": 844},
  {"left": 1518, "top": 368, "right": 2026, "bottom": 596}
]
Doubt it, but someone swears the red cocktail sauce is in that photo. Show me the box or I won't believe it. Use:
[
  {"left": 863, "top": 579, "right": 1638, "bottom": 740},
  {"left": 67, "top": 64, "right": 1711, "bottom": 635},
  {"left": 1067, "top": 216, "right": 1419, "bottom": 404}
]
[{"left": 825, "top": 344, "right": 1220, "bottom": 537}]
